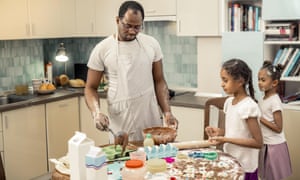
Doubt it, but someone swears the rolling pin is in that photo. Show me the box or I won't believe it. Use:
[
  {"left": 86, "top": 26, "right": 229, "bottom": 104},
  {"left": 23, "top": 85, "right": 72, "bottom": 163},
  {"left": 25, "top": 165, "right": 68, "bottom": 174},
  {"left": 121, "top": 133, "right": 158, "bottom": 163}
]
[{"left": 170, "top": 140, "right": 211, "bottom": 150}]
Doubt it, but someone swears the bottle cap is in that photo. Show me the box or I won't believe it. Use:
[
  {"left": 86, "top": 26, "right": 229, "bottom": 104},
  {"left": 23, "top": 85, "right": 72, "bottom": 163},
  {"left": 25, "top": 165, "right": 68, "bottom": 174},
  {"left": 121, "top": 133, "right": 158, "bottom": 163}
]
[
  {"left": 146, "top": 133, "right": 152, "bottom": 138},
  {"left": 125, "top": 159, "right": 143, "bottom": 168}
]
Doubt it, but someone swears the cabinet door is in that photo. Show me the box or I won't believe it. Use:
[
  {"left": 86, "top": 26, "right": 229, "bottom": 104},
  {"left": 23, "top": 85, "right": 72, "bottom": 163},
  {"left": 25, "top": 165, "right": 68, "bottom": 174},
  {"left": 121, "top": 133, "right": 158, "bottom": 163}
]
[
  {"left": 222, "top": 32, "right": 264, "bottom": 99},
  {"left": 46, "top": 97, "right": 80, "bottom": 170},
  {"left": 29, "top": 0, "right": 75, "bottom": 38},
  {"left": 0, "top": 0, "right": 30, "bottom": 40},
  {"left": 79, "top": 97, "right": 109, "bottom": 146},
  {"left": 177, "top": 0, "right": 220, "bottom": 36},
  {"left": 2, "top": 105, "right": 47, "bottom": 180},
  {"left": 138, "top": 0, "right": 176, "bottom": 17},
  {"left": 282, "top": 108, "right": 300, "bottom": 180},
  {"left": 74, "top": 0, "right": 96, "bottom": 35},
  {"left": 263, "top": 0, "right": 300, "bottom": 20},
  {"left": 95, "top": 0, "right": 122, "bottom": 37},
  {"left": 171, "top": 106, "right": 204, "bottom": 141}
]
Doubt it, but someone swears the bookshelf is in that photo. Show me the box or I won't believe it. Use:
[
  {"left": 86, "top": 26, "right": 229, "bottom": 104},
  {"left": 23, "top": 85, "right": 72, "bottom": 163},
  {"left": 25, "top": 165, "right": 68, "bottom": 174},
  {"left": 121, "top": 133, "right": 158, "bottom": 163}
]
[{"left": 262, "top": 0, "right": 300, "bottom": 104}]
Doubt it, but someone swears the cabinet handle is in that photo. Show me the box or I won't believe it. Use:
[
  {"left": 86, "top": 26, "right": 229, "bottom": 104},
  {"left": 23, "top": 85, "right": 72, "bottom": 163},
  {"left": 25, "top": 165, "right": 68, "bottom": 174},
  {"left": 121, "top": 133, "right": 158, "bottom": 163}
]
[
  {"left": 91, "top": 23, "right": 94, "bottom": 33},
  {"left": 58, "top": 104, "right": 68, "bottom": 108},
  {"left": 146, "top": 9, "right": 156, "bottom": 14},
  {"left": 177, "top": 20, "right": 181, "bottom": 33},
  {"left": 4, "top": 116, "right": 8, "bottom": 129},
  {"left": 31, "top": 24, "right": 35, "bottom": 36},
  {"left": 26, "top": 24, "right": 30, "bottom": 36}
]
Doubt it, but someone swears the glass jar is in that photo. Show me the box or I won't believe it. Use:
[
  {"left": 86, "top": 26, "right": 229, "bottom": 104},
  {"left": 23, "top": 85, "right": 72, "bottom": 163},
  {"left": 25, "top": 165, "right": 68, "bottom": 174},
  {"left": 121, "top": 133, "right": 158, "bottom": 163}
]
[{"left": 121, "top": 160, "right": 147, "bottom": 180}]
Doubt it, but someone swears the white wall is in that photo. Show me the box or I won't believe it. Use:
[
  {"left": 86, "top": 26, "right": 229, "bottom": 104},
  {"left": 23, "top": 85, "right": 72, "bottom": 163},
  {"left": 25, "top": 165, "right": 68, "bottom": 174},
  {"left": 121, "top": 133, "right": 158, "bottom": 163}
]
[{"left": 197, "top": 37, "right": 223, "bottom": 96}]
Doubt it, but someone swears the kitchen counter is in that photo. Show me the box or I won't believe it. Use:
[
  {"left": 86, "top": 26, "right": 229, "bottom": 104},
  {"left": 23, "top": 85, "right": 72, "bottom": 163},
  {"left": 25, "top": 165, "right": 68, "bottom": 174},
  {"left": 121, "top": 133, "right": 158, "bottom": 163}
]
[{"left": 0, "top": 88, "right": 209, "bottom": 112}]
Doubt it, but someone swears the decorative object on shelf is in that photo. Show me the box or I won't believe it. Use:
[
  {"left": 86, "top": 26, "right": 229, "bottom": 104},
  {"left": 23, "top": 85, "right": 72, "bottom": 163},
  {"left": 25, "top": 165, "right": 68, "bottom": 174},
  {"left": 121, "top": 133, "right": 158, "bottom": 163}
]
[{"left": 55, "top": 43, "right": 69, "bottom": 74}]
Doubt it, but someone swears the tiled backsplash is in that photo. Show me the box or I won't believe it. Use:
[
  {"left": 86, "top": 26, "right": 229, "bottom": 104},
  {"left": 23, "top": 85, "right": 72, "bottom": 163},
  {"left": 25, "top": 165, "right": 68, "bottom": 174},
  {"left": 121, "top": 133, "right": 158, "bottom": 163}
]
[{"left": 0, "top": 22, "right": 197, "bottom": 91}]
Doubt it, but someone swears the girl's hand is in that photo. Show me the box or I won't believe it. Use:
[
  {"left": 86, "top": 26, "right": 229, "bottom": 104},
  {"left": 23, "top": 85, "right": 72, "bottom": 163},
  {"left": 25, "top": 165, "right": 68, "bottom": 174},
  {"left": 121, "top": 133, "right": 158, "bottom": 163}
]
[
  {"left": 205, "top": 126, "right": 219, "bottom": 138},
  {"left": 209, "top": 136, "right": 226, "bottom": 145}
]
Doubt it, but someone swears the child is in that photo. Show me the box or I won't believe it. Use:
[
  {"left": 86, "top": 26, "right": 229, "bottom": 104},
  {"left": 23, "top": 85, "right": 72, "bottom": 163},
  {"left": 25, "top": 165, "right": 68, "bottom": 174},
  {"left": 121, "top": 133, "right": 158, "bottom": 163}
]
[
  {"left": 258, "top": 61, "right": 292, "bottom": 180},
  {"left": 205, "top": 59, "right": 263, "bottom": 180}
]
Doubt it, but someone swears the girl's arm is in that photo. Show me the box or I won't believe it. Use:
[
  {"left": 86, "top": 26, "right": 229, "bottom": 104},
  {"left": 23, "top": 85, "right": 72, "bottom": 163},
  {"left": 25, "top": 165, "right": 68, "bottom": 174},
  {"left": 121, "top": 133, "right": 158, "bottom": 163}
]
[
  {"left": 260, "top": 110, "right": 283, "bottom": 133},
  {"left": 211, "top": 117, "right": 263, "bottom": 148}
]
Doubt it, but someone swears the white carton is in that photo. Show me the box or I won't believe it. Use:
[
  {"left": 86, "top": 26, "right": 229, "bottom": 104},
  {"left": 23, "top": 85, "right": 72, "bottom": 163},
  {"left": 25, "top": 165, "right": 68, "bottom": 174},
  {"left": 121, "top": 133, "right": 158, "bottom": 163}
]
[{"left": 68, "top": 131, "right": 95, "bottom": 180}]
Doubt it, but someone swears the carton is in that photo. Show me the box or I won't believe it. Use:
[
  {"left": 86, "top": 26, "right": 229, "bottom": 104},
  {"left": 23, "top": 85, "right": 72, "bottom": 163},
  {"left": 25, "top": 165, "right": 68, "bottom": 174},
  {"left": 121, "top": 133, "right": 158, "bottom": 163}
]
[{"left": 68, "top": 131, "right": 95, "bottom": 180}]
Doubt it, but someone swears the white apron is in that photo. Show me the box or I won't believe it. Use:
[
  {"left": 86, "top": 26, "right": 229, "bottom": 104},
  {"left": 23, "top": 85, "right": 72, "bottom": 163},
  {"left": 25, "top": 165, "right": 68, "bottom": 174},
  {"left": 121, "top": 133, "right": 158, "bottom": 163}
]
[{"left": 107, "top": 35, "right": 162, "bottom": 142}]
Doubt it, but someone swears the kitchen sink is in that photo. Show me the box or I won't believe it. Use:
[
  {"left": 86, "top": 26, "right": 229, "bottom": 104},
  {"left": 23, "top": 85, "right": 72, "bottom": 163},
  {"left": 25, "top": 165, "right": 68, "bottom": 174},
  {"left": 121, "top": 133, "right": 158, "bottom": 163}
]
[{"left": 6, "top": 94, "right": 37, "bottom": 104}]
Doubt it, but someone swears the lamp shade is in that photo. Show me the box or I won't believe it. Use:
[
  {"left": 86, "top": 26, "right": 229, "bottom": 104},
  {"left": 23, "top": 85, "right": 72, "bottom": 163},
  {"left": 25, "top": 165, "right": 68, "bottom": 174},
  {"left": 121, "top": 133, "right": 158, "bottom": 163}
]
[{"left": 55, "top": 43, "right": 69, "bottom": 62}]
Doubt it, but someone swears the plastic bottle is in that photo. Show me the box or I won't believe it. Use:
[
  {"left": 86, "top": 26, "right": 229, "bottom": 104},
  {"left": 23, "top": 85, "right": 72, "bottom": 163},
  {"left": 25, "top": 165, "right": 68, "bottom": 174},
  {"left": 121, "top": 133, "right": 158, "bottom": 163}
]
[
  {"left": 121, "top": 160, "right": 147, "bottom": 180},
  {"left": 143, "top": 133, "right": 155, "bottom": 147},
  {"left": 46, "top": 62, "right": 53, "bottom": 83}
]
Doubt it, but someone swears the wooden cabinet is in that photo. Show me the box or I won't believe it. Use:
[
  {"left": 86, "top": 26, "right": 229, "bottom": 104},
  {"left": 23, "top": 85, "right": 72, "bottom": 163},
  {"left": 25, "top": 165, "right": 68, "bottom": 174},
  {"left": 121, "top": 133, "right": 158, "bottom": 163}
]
[
  {"left": 0, "top": 0, "right": 30, "bottom": 40},
  {"left": 74, "top": 0, "right": 121, "bottom": 37},
  {"left": 46, "top": 97, "right": 80, "bottom": 171},
  {"left": 138, "top": 0, "right": 176, "bottom": 21},
  {"left": 171, "top": 106, "right": 204, "bottom": 141},
  {"left": 79, "top": 96, "right": 109, "bottom": 146},
  {"left": 0, "top": 0, "right": 75, "bottom": 40},
  {"left": 282, "top": 108, "right": 300, "bottom": 180},
  {"left": 176, "top": 0, "right": 220, "bottom": 36},
  {"left": 263, "top": 0, "right": 300, "bottom": 20},
  {"left": 2, "top": 105, "right": 47, "bottom": 180},
  {"left": 28, "top": 0, "right": 75, "bottom": 38}
]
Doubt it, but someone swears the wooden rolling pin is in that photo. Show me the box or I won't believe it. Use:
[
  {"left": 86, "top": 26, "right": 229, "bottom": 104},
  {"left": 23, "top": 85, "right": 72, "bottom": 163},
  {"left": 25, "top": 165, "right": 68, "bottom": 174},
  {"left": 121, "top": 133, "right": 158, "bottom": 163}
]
[{"left": 170, "top": 140, "right": 211, "bottom": 150}]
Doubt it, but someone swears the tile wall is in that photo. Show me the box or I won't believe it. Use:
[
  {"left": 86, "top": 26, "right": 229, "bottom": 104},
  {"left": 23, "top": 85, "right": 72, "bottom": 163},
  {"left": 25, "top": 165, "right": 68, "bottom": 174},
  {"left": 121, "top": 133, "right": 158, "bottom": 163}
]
[{"left": 0, "top": 22, "right": 197, "bottom": 91}]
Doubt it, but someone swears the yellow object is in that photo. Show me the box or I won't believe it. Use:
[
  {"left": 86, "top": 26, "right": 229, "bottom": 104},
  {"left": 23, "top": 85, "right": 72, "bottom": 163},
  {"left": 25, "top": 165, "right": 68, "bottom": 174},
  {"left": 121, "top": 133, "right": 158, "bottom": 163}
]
[
  {"left": 47, "top": 83, "right": 56, "bottom": 90},
  {"left": 39, "top": 83, "right": 48, "bottom": 90},
  {"left": 146, "top": 158, "right": 167, "bottom": 174},
  {"left": 59, "top": 74, "right": 69, "bottom": 86},
  {"left": 143, "top": 133, "right": 154, "bottom": 147}
]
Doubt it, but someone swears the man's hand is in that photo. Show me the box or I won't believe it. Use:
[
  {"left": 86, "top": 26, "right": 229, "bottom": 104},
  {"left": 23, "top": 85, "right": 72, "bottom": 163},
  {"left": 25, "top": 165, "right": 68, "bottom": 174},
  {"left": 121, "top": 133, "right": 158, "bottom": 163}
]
[
  {"left": 93, "top": 112, "right": 110, "bottom": 131},
  {"left": 164, "top": 112, "right": 179, "bottom": 130}
]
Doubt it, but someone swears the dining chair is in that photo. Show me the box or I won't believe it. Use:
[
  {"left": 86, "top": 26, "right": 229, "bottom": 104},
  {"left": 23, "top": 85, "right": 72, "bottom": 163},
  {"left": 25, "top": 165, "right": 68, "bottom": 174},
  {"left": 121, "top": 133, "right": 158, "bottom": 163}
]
[
  {"left": 204, "top": 96, "right": 228, "bottom": 150},
  {"left": 0, "top": 155, "right": 5, "bottom": 180}
]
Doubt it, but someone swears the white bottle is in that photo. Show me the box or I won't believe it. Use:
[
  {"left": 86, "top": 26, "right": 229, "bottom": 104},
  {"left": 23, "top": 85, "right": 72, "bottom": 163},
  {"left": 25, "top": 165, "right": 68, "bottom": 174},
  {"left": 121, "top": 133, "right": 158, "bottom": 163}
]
[
  {"left": 46, "top": 62, "right": 52, "bottom": 83},
  {"left": 143, "top": 133, "right": 154, "bottom": 147}
]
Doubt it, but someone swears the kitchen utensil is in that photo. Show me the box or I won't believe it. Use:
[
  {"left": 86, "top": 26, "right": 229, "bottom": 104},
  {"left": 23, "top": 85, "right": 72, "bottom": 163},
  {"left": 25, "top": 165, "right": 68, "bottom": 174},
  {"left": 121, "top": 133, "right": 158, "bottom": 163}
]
[
  {"left": 103, "top": 126, "right": 128, "bottom": 156},
  {"left": 169, "top": 140, "right": 211, "bottom": 150}
]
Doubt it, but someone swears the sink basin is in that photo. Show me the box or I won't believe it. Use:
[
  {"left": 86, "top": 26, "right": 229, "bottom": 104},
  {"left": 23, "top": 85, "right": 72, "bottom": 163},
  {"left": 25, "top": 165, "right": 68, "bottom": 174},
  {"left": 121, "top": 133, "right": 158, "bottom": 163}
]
[{"left": 7, "top": 94, "right": 37, "bottom": 104}]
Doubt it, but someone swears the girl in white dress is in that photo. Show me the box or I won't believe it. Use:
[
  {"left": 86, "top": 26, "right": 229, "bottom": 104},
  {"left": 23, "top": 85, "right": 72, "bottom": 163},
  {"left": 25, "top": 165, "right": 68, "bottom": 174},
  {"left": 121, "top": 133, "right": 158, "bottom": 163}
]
[
  {"left": 258, "top": 61, "right": 292, "bottom": 180},
  {"left": 205, "top": 59, "right": 263, "bottom": 180}
]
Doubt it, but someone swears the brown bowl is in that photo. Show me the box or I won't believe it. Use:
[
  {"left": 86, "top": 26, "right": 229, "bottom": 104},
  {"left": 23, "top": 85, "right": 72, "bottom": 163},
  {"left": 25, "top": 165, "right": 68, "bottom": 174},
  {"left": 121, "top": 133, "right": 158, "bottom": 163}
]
[{"left": 143, "top": 127, "right": 177, "bottom": 145}]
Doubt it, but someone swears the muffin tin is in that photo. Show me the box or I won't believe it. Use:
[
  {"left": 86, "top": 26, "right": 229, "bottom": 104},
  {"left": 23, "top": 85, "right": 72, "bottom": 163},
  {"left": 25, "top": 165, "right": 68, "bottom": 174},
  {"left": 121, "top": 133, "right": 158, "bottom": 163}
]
[{"left": 102, "top": 145, "right": 136, "bottom": 161}]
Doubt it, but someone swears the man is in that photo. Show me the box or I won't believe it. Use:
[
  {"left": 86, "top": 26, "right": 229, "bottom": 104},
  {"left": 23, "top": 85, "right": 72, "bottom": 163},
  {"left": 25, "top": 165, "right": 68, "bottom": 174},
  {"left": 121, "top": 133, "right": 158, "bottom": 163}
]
[{"left": 84, "top": 1, "right": 178, "bottom": 142}]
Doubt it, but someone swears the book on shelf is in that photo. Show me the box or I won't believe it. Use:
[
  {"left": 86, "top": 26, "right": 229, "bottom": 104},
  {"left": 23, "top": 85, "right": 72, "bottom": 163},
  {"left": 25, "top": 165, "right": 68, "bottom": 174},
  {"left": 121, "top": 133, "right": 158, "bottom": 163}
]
[
  {"left": 273, "top": 48, "right": 284, "bottom": 65},
  {"left": 228, "top": 2, "right": 261, "bottom": 32},
  {"left": 281, "top": 48, "right": 300, "bottom": 77},
  {"left": 289, "top": 59, "right": 300, "bottom": 76},
  {"left": 265, "top": 22, "right": 298, "bottom": 41},
  {"left": 279, "top": 47, "right": 294, "bottom": 67},
  {"left": 276, "top": 47, "right": 289, "bottom": 65}
]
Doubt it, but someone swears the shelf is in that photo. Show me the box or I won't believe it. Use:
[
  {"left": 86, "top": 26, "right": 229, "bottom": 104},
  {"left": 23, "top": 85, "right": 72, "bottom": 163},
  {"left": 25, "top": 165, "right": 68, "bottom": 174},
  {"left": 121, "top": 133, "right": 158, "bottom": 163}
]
[
  {"left": 264, "top": 41, "right": 300, "bottom": 45},
  {"left": 280, "top": 76, "right": 300, "bottom": 81}
]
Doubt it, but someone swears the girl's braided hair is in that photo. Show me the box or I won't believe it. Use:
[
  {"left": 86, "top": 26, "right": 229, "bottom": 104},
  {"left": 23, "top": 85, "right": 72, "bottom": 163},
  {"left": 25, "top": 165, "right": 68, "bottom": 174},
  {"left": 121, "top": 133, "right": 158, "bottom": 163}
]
[{"left": 222, "top": 58, "right": 256, "bottom": 102}]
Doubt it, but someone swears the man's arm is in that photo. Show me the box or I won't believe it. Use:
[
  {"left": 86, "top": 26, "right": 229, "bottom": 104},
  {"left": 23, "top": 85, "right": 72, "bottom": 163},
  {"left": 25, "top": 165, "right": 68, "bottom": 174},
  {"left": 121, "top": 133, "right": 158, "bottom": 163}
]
[
  {"left": 152, "top": 60, "right": 170, "bottom": 113},
  {"left": 84, "top": 68, "right": 103, "bottom": 113},
  {"left": 152, "top": 60, "right": 178, "bottom": 128}
]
